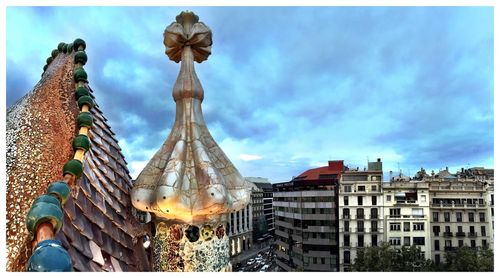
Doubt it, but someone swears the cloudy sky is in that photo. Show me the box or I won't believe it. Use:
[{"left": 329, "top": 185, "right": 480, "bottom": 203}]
[{"left": 6, "top": 6, "right": 493, "bottom": 182}]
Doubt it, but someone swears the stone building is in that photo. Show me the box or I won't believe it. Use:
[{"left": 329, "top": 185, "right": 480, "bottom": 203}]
[
  {"left": 338, "top": 159, "right": 384, "bottom": 272},
  {"left": 251, "top": 178, "right": 275, "bottom": 235},
  {"left": 246, "top": 177, "right": 270, "bottom": 244},
  {"left": 273, "top": 161, "right": 342, "bottom": 272},
  {"left": 228, "top": 202, "right": 253, "bottom": 261},
  {"left": 426, "top": 167, "right": 494, "bottom": 265},
  {"left": 382, "top": 178, "right": 432, "bottom": 260}
]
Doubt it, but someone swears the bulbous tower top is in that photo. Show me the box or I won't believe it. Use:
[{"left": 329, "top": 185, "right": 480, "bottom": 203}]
[{"left": 131, "top": 11, "right": 252, "bottom": 225}]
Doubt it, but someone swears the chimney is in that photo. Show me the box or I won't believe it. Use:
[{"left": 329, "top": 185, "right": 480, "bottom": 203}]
[
  {"left": 446, "top": 166, "right": 449, "bottom": 172},
  {"left": 377, "top": 158, "right": 381, "bottom": 162}
]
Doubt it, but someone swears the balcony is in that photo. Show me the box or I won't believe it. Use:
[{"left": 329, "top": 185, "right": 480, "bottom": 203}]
[
  {"left": 456, "top": 232, "right": 466, "bottom": 237},
  {"left": 444, "top": 246, "right": 455, "bottom": 251},
  {"left": 356, "top": 214, "right": 365, "bottom": 220},
  {"left": 370, "top": 214, "right": 378, "bottom": 219},
  {"left": 468, "top": 232, "right": 477, "bottom": 238},
  {"left": 356, "top": 228, "right": 365, "bottom": 233},
  {"left": 443, "top": 232, "right": 453, "bottom": 237},
  {"left": 370, "top": 228, "right": 383, "bottom": 233},
  {"left": 342, "top": 214, "right": 351, "bottom": 220}
]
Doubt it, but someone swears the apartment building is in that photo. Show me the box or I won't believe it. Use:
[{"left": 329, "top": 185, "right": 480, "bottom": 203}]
[
  {"left": 428, "top": 167, "right": 493, "bottom": 265},
  {"left": 339, "top": 159, "right": 384, "bottom": 272},
  {"left": 382, "top": 177, "right": 432, "bottom": 259},
  {"left": 246, "top": 177, "right": 271, "bottom": 244},
  {"left": 252, "top": 178, "right": 275, "bottom": 235},
  {"left": 228, "top": 200, "right": 253, "bottom": 260},
  {"left": 273, "top": 160, "right": 342, "bottom": 272}
]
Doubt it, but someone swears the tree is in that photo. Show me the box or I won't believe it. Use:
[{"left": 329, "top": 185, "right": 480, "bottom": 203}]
[
  {"left": 352, "top": 242, "right": 396, "bottom": 271},
  {"left": 353, "top": 243, "right": 433, "bottom": 271},
  {"left": 444, "top": 246, "right": 494, "bottom": 272}
]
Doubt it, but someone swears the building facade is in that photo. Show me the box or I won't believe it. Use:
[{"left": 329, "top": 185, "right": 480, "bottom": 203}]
[
  {"left": 382, "top": 178, "right": 432, "bottom": 260},
  {"left": 252, "top": 178, "right": 275, "bottom": 235},
  {"left": 273, "top": 161, "right": 342, "bottom": 272},
  {"left": 228, "top": 203, "right": 253, "bottom": 260},
  {"left": 246, "top": 177, "right": 271, "bottom": 245},
  {"left": 427, "top": 167, "right": 494, "bottom": 265},
  {"left": 339, "top": 159, "right": 384, "bottom": 271}
]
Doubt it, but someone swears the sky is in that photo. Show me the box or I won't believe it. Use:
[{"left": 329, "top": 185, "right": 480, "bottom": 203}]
[{"left": 5, "top": 6, "right": 494, "bottom": 183}]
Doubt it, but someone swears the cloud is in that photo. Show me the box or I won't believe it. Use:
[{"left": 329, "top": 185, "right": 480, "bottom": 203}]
[
  {"left": 6, "top": 7, "right": 493, "bottom": 183},
  {"left": 238, "top": 154, "right": 263, "bottom": 161}
]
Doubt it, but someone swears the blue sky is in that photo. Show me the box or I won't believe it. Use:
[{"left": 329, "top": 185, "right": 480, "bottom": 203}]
[{"left": 6, "top": 7, "right": 493, "bottom": 182}]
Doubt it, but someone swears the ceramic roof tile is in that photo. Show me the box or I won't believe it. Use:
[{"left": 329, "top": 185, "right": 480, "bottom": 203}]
[{"left": 5, "top": 45, "right": 151, "bottom": 271}]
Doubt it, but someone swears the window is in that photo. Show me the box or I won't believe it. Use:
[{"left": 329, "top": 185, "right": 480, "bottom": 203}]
[
  {"left": 358, "top": 196, "right": 363, "bottom": 206},
  {"left": 387, "top": 195, "right": 392, "bottom": 202},
  {"left": 445, "top": 240, "right": 452, "bottom": 248},
  {"left": 481, "top": 226, "right": 486, "bottom": 236},
  {"left": 412, "top": 208, "right": 424, "bottom": 217},
  {"left": 434, "top": 240, "right": 440, "bottom": 251},
  {"left": 372, "top": 196, "right": 377, "bottom": 205},
  {"left": 371, "top": 235, "right": 378, "bottom": 246},
  {"left": 433, "top": 212, "right": 439, "bottom": 222},
  {"left": 358, "top": 235, "right": 364, "bottom": 247},
  {"left": 413, "top": 237, "right": 425, "bottom": 246},
  {"left": 344, "top": 221, "right": 350, "bottom": 231},
  {"left": 433, "top": 226, "right": 440, "bottom": 236},
  {"left": 458, "top": 240, "right": 463, "bottom": 247},
  {"left": 370, "top": 208, "right": 378, "bottom": 219},
  {"left": 343, "top": 208, "right": 350, "bottom": 219},
  {"left": 390, "top": 223, "right": 401, "bottom": 231},
  {"left": 435, "top": 254, "right": 441, "bottom": 264},
  {"left": 458, "top": 226, "right": 463, "bottom": 233},
  {"left": 444, "top": 212, "right": 450, "bottom": 222},
  {"left": 356, "top": 208, "right": 364, "bottom": 219},
  {"left": 445, "top": 226, "right": 451, "bottom": 233},
  {"left": 390, "top": 208, "right": 401, "bottom": 218},
  {"left": 404, "top": 222, "right": 410, "bottom": 232},
  {"left": 358, "top": 186, "right": 366, "bottom": 192},
  {"left": 470, "top": 226, "right": 475, "bottom": 235},
  {"left": 471, "top": 240, "right": 476, "bottom": 248},
  {"left": 468, "top": 212, "right": 474, "bottom": 222},
  {"left": 404, "top": 236, "right": 411, "bottom": 246},
  {"left": 389, "top": 237, "right": 401, "bottom": 246},
  {"left": 456, "top": 212, "right": 462, "bottom": 222},
  {"left": 321, "top": 258, "right": 325, "bottom": 264},
  {"left": 344, "top": 196, "right": 349, "bottom": 206},
  {"left": 421, "top": 195, "right": 427, "bottom": 202},
  {"left": 343, "top": 251, "right": 351, "bottom": 264},
  {"left": 313, "top": 257, "right": 317, "bottom": 264},
  {"left": 413, "top": 222, "right": 424, "bottom": 231},
  {"left": 344, "top": 235, "right": 350, "bottom": 247},
  {"left": 344, "top": 186, "right": 352, "bottom": 193},
  {"left": 371, "top": 185, "right": 377, "bottom": 192},
  {"left": 482, "top": 240, "right": 487, "bottom": 249},
  {"left": 357, "top": 221, "right": 364, "bottom": 232},
  {"left": 371, "top": 221, "right": 378, "bottom": 232},
  {"left": 479, "top": 213, "right": 485, "bottom": 222}
]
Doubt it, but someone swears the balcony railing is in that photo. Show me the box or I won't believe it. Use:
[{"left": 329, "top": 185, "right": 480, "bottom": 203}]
[
  {"left": 342, "top": 214, "right": 350, "bottom": 219},
  {"left": 443, "top": 232, "right": 453, "bottom": 237},
  {"left": 356, "top": 228, "right": 365, "bottom": 233},
  {"left": 370, "top": 214, "right": 378, "bottom": 219},
  {"left": 468, "top": 232, "right": 477, "bottom": 237},
  {"left": 456, "top": 232, "right": 466, "bottom": 237},
  {"left": 356, "top": 214, "right": 365, "bottom": 219}
]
